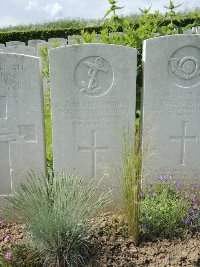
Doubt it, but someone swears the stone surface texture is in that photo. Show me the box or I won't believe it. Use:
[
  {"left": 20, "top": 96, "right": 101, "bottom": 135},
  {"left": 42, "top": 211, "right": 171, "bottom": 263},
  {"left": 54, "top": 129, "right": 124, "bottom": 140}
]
[
  {"left": 142, "top": 35, "right": 200, "bottom": 185},
  {"left": 0, "top": 53, "right": 46, "bottom": 198},
  {"left": 49, "top": 44, "right": 136, "bottom": 204},
  {"left": 6, "top": 41, "right": 25, "bottom": 47},
  {"left": 4, "top": 45, "right": 35, "bottom": 56}
]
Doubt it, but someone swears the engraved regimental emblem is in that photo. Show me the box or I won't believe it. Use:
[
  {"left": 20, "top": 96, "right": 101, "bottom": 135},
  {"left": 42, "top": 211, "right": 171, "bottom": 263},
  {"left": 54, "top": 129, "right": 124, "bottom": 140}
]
[
  {"left": 169, "top": 46, "right": 200, "bottom": 87},
  {"left": 74, "top": 56, "right": 114, "bottom": 96}
]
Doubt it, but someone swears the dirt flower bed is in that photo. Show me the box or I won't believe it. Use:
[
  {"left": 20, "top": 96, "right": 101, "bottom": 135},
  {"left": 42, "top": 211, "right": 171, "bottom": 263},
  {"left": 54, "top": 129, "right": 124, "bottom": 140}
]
[
  {"left": 0, "top": 213, "right": 199, "bottom": 267},
  {"left": 88, "top": 213, "right": 200, "bottom": 267}
]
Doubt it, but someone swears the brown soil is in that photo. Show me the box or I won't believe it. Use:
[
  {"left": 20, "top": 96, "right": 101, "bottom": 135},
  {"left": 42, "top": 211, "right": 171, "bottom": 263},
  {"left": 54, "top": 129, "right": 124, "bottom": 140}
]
[{"left": 0, "top": 214, "right": 200, "bottom": 267}]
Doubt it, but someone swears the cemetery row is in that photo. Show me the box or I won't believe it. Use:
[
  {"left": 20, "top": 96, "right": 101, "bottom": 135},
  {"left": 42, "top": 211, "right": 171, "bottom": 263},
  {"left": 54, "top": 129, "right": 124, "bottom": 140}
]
[
  {"left": 0, "top": 25, "right": 200, "bottom": 56},
  {"left": 0, "top": 34, "right": 200, "bottom": 207}
]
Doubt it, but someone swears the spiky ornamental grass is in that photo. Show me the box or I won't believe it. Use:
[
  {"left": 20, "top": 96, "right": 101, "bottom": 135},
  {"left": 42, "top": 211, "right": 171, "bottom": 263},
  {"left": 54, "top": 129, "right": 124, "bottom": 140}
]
[
  {"left": 2, "top": 172, "right": 109, "bottom": 267},
  {"left": 122, "top": 125, "right": 142, "bottom": 246}
]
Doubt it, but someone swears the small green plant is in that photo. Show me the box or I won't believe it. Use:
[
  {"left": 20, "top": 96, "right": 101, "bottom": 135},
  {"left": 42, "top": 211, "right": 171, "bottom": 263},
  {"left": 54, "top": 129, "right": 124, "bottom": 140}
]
[
  {"left": 38, "top": 44, "right": 52, "bottom": 164},
  {"left": 140, "top": 176, "right": 199, "bottom": 238},
  {"left": 0, "top": 244, "right": 44, "bottom": 267},
  {"left": 39, "top": 41, "right": 62, "bottom": 165},
  {"left": 2, "top": 172, "right": 109, "bottom": 267},
  {"left": 104, "top": 0, "right": 125, "bottom": 32},
  {"left": 159, "top": 0, "right": 195, "bottom": 34},
  {"left": 81, "top": 30, "right": 98, "bottom": 43},
  {"left": 122, "top": 125, "right": 142, "bottom": 246},
  {"left": 44, "top": 88, "right": 52, "bottom": 163},
  {"left": 164, "top": 0, "right": 183, "bottom": 26}
]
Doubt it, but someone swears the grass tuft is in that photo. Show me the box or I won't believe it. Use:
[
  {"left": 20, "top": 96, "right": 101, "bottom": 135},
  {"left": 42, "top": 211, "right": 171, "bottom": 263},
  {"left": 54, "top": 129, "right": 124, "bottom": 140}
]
[{"left": 2, "top": 172, "right": 109, "bottom": 267}]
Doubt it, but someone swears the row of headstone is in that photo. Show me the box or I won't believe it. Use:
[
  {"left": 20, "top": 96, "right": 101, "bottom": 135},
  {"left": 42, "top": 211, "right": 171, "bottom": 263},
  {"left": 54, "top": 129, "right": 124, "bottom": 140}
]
[
  {"left": 1, "top": 26, "right": 199, "bottom": 58},
  {"left": 0, "top": 45, "right": 35, "bottom": 56},
  {"left": 0, "top": 35, "right": 200, "bottom": 207}
]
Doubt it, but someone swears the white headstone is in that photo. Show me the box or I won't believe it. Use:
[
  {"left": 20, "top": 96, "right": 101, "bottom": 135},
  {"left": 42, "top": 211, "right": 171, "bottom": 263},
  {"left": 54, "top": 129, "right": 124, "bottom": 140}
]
[
  {"left": 0, "top": 44, "right": 5, "bottom": 49},
  {"left": 0, "top": 53, "right": 46, "bottom": 197},
  {"left": 6, "top": 41, "right": 25, "bottom": 47},
  {"left": 48, "top": 38, "right": 67, "bottom": 46},
  {"left": 0, "top": 49, "right": 4, "bottom": 53},
  {"left": 142, "top": 35, "right": 200, "bottom": 185},
  {"left": 96, "top": 34, "right": 101, "bottom": 42},
  {"left": 109, "top": 32, "right": 124, "bottom": 37},
  {"left": 4, "top": 45, "right": 35, "bottom": 56},
  {"left": 183, "top": 28, "right": 197, "bottom": 34},
  {"left": 49, "top": 44, "right": 137, "bottom": 204},
  {"left": 28, "top": 39, "right": 45, "bottom": 55},
  {"left": 68, "top": 35, "right": 82, "bottom": 45}
]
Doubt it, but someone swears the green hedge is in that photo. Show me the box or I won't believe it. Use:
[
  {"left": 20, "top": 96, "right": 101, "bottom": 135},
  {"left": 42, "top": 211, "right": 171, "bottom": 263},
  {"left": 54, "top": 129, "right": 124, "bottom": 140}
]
[
  {"left": 0, "top": 15, "right": 199, "bottom": 44},
  {"left": 0, "top": 26, "right": 102, "bottom": 44}
]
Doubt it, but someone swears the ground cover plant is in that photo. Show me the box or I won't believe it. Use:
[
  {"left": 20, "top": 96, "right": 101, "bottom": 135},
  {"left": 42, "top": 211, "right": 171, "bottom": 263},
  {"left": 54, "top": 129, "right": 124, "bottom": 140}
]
[
  {"left": 0, "top": 172, "right": 109, "bottom": 267},
  {"left": 140, "top": 176, "right": 200, "bottom": 239}
]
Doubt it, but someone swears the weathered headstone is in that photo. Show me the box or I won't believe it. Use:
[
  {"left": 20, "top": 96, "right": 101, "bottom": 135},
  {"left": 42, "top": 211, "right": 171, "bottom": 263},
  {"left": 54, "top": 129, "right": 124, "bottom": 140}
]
[
  {"left": 6, "top": 41, "right": 25, "bottom": 47},
  {"left": 183, "top": 29, "right": 195, "bottom": 34},
  {"left": 4, "top": 45, "right": 35, "bottom": 56},
  {"left": 0, "top": 53, "right": 46, "bottom": 198},
  {"left": 0, "top": 44, "right": 5, "bottom": 49},
  {"left": 67, "top": 35, "right": 82, "bottom": 45},
  {"left": 28, "top": 40, "right": 45, "bottom": 55},
  {"left": 142, "top": 35, "right": 200, "bottom": 185},
  {"left": 109, "top": 32, "right": 124, "bottom": 37},
  {"left": 49, "top": 44, "right": 136, "bottom": 204},
  {"left": 96, "top": 34, "right": 101, "bottom": 42}
]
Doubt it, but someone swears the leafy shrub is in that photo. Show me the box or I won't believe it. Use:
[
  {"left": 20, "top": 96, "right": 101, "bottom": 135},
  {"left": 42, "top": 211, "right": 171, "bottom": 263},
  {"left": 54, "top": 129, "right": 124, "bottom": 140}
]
[
  {"left": 140, "top": 177, "right": 199, "bottom": 238},
  {"left": 2, "top": 172, "right": 109, "bottom": 267},
  {"left": 0, "top": 26, "right": 102, "bottom": 44}
]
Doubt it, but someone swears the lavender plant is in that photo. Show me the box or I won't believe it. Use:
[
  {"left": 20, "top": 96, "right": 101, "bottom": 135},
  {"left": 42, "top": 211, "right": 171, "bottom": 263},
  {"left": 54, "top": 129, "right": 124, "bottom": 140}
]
[{"left": 140, "top": 176, "right": 199, "bottom": 238}]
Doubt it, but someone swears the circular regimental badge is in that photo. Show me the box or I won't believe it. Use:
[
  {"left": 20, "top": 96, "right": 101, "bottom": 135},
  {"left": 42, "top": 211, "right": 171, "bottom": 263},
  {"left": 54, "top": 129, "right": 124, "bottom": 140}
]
[
  {"left": 168, "top": 46, "right": 200, "bottom": 88},
  {"left": 74, "top": 56, "right": 114, "bottom": 96}
]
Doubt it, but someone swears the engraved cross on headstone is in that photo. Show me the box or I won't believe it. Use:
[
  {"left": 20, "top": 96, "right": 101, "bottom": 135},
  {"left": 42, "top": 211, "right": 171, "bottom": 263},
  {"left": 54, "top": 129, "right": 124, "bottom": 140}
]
[
  {"left": 78, "top": 130, "right": 108, "bottom": 177},
  {"left": 0, "top": 96, "right": 36, "bottom": 194},
  {"left": 169, "top": 121, "right": 197, "bottom": 165},
  {"left": 0, "top": 125, "right": 36, "bottom": 195}
]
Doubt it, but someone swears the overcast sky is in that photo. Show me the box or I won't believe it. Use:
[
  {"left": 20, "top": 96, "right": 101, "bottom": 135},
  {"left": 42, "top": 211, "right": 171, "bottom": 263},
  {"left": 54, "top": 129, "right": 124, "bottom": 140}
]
[{"left": 0, "top": 0, "right": 199, "bottom": 27}]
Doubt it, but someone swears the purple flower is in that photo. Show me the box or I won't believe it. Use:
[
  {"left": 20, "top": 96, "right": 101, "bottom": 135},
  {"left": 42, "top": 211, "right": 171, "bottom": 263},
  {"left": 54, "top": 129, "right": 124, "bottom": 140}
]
[
  {"left": 152, "top": 192, "right": 157, "bottom": 197},
  {"left": 140, "top": 223, "right": 148, "bottom": 229},
  {"left": 139, "top": 193, "right": 145, "bottom": 198},
  {"left": 3, "top": 235, "right": 10, "bottom": 242},
  {"left": 158, "top": 175, "right": 168, "bottom": 182},
  {"left": 192, "top": 184, "right": 200, "bottom": 189},
  {"left": 188, "top": 209, "right": 194, "bottom": 216},
  {"left": 192, "top": 196, "right": 196, "bottom": 204},
  {"left": 0, "top": 220, "right": 4, "bottom": 226},
  {"left": 182, "top": 217, "right": 191, "bottom": 225},
  {"left": 4, "top": 251, "right": 13, "bottom": 261},
  {"left": 175, "top": 181, "right": 181, "bottom": 190}
]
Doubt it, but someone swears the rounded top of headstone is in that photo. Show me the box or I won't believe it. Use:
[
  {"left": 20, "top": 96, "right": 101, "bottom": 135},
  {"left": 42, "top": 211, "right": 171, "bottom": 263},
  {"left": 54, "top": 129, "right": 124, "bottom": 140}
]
[{"left": 49, "top": 43, "right": 137, "bottom": 56}]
